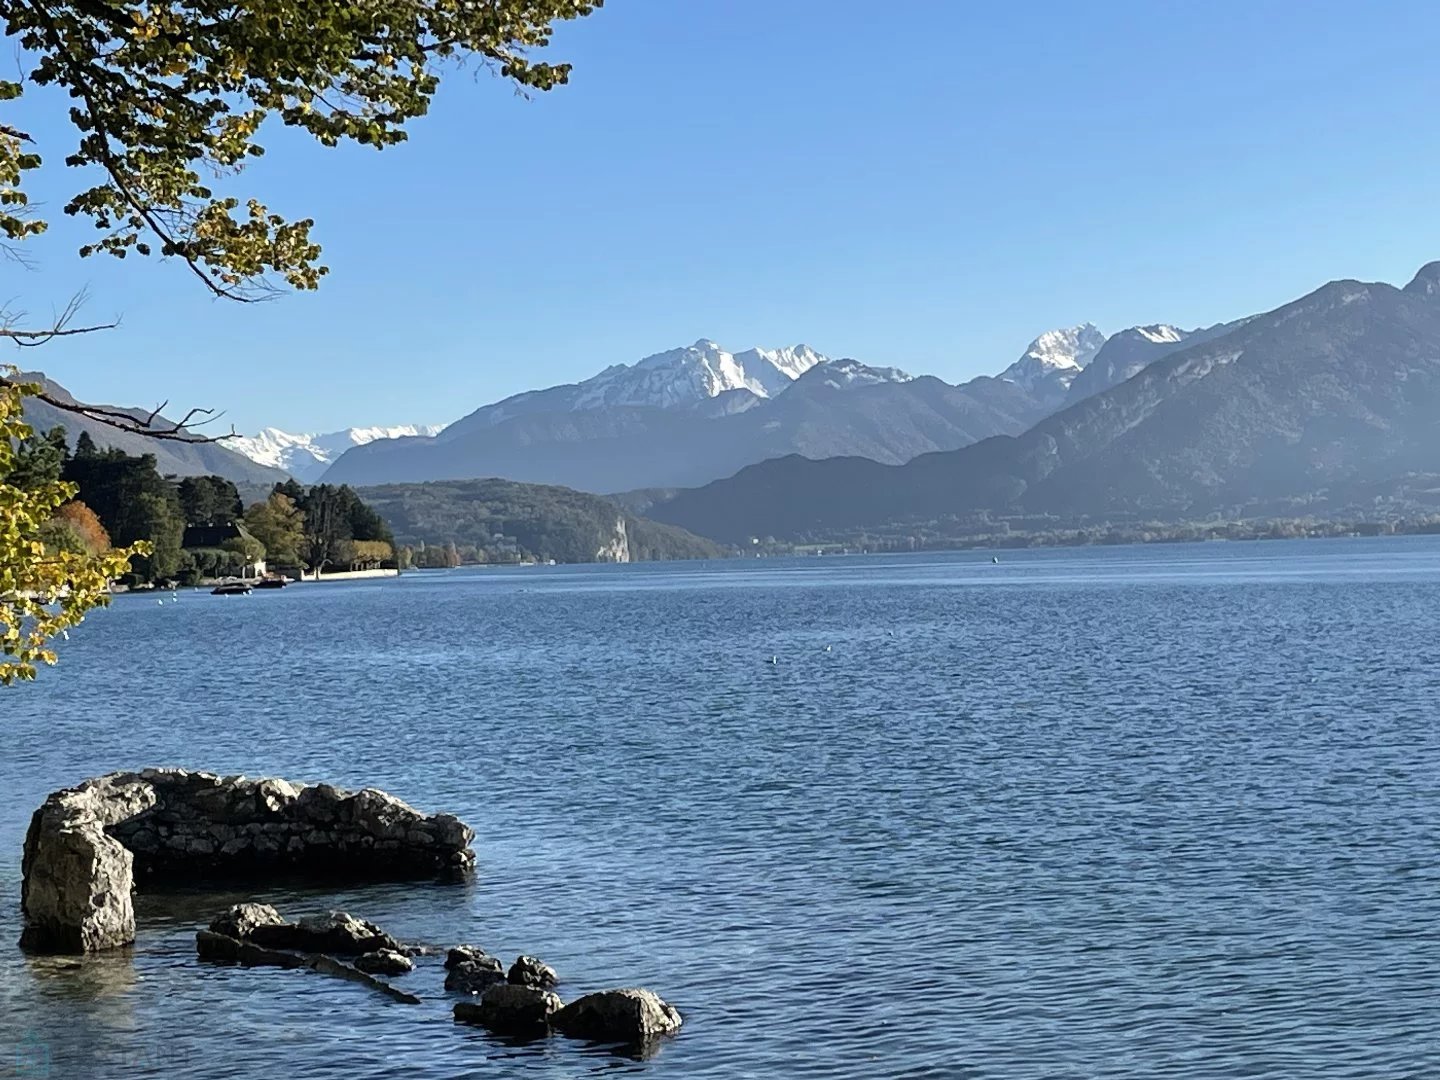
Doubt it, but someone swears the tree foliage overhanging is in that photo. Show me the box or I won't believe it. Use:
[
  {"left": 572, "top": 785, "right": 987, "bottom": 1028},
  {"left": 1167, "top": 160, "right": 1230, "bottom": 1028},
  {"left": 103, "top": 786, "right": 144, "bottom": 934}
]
[
  {"left": 2, "top": 0, "right": 601, "bottom": 680},
  {"left": 1, "top": 0, "right": 602, "bottom": 301},
  {"left": 1, "top": 374, "right": 136, "bottom": 684}
]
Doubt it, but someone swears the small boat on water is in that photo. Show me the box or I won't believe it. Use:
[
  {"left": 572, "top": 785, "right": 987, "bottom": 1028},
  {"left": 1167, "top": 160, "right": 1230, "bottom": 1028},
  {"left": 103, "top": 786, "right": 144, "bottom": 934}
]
[
  {"left": 211, "top": 582, "right": 252, "bottom": 596},
  {"left": 253, "top": 576, "right": 291, "bottom": 589}
]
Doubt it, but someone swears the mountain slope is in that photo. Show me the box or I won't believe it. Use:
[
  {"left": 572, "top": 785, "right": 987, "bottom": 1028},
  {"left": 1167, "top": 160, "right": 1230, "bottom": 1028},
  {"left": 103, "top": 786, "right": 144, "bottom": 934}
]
[
  {"left": 16, "top": 373, "right": 289, "bottom": 487},
  {"left": 650, "top": 264, "right": 1440, "bottom": 542},
  {"left": 1063, "top": 320, "right": 1247, "bottom": 405}
]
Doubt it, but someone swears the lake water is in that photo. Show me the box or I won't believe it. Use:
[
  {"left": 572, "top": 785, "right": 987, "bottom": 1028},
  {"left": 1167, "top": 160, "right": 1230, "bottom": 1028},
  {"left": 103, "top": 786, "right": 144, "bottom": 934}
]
[{"left": 3, "top": 539, "right": 1440, "bottom": 1078}]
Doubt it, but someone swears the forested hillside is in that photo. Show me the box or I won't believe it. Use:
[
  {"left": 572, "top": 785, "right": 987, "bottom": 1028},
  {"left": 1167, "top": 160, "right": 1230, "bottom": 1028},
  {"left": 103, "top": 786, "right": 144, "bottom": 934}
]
[{"left": 360, "top": 479, "right": 726, "bottom": 564}]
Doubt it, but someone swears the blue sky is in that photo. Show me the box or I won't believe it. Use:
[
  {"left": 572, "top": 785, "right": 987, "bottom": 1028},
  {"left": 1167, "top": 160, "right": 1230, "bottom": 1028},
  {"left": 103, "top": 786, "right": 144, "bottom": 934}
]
[{"left": 10, "top": 0, "right": 1440, "bottom": 433}]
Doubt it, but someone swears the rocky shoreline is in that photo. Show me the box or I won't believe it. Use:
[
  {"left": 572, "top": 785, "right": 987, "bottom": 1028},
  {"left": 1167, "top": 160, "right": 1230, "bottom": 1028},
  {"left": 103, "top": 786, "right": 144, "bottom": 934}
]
[
  {"left": 18, "top": 770, "right": 683, "bottom": 1054},
  {"left": 20, "top": 769, "right": 473, "bottom": 953}
]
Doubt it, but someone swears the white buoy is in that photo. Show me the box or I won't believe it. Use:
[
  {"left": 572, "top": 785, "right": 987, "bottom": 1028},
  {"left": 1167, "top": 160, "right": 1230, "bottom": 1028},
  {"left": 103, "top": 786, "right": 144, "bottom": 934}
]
[
  {"left": 769, "top": 655, "right": 778, "bottom": 665},
  {"left": 825, "top": 645, "right": 832, "bottom": 652}
]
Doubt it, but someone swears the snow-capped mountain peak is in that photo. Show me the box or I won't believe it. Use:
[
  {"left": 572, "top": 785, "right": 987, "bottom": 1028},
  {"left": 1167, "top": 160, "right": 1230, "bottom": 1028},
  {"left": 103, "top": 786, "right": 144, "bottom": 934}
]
[
  {"left": 999, "top": 323, "right": 1107, "bottom": 400},
  {"left": 231, "top": 424, "right": 446, "bottom": 482},
  {"left": 733, "top": 344, "right": 828, "bottom": 395},
  {"left": 570, "top": 340, "right": 829, "bottom": 410},
  {"left": 433, "top": 339, "right": 833, "bottom": 441}
]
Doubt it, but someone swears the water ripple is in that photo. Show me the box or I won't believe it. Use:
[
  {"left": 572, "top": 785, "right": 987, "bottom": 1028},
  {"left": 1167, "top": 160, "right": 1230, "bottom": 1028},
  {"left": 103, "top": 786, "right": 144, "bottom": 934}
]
[{"left": 2, "top": 539, "right": 1439, "bottom": 1077}]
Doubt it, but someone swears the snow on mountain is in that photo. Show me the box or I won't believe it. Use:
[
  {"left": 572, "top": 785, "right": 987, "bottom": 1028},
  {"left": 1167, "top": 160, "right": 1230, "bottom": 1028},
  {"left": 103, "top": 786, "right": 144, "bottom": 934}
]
[
  {"left": 800, "top": 358, "right": 914, "bottom": 390},
  {"left": 1133, "top": 324, "right": 1185, "bottom": 345},
  {"left": 232, "top": 424, "right": 447, "bottom": 482},
  {"left": 438, "top": 339, "right": 832, "bottom": 440},
  {"left": 999, "top": 323, "right": 1107, "bottom": 396},
  {"left": 571, "top": 340, "right": 828, "bottom": 410},
  {"left": 734, "top": 345, "right": 830, "bottom": 395}
]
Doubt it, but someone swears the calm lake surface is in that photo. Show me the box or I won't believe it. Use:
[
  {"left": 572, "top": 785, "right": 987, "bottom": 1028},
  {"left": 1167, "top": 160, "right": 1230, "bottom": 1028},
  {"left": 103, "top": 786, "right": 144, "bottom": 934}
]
[{"left": 3, "top": 539, "right": 1440, "bottom": 1078}]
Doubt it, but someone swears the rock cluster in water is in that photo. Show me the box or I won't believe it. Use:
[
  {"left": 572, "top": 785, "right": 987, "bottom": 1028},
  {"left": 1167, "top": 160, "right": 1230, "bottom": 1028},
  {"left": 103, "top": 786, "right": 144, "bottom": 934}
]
[
  {"left": 201, "top": 903, "right": 683, "bottom": 1047},
  {"left": 18, "top": 770, "right": 682, "bottom": 1051},
  {"left": 20, "top": 769, "right": 475, "bottom": 954}
]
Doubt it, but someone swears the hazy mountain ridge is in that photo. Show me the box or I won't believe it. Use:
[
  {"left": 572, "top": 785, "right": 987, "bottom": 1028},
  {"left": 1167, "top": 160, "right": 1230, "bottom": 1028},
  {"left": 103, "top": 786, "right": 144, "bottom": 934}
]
[
  {"left": 322, "top": 353, "right": 1055, "bottom": 492},
  {"left": 648, "top": 263, "right": 1440, "bottom": 542},
  {"left": 262, "top": 306, "right": 1281, "bottom": 495}
]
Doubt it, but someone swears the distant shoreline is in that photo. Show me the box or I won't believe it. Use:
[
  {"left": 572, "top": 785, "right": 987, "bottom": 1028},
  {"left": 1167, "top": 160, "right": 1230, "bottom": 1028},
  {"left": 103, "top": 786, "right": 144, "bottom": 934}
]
[{"left": 751, "top": 516, "right": 1440, "bottom": 558}]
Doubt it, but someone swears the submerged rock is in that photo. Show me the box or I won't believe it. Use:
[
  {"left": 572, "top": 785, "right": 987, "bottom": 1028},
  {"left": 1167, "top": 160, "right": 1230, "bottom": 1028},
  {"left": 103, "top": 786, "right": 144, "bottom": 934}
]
[
  {"left": 20, "top": 769, "right": 474, "bottom": 954},
  {"left": 552, "top": 989, "right": 683, "bottom": 1043},
  {"left": 508, "top": 955, "right": 558, "bottom": 989},
  {"left": 454, "top": 984, "right": 563, "bottom": 1036},
  {"left": 355, "top": 948, "right": 414, "bottom": 976},
  {"left": 195, "top": 928, "right": 307, "bottom": 969},
  {"left": 196, "top": 930, "right": 420, "bottom": 1004},
  {"left": 309, "top": 954, "right": 421, "bottom": 1004}
]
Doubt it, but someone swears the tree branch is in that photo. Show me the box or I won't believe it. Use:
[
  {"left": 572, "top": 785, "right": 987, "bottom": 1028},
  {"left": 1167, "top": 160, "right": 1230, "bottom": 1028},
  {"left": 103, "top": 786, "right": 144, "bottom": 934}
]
[
  {"left": 1, "top": 378, "right": 237, "bottom": 443},
  {"left": 23, "top": 0, "right": 254, "bottom": 302},
  {"left": 0, "top": 291, "right": 116, "bottom": 345},
  {"left": 3, "top": 295, "right": 233, "bottom": 445}
]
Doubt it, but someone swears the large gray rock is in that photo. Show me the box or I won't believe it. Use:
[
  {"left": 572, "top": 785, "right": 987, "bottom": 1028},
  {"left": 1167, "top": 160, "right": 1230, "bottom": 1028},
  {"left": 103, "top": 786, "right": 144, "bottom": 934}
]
[
  {"left": 552, "top": 989, "right": 683, "bottom": 1043},
  {"left": 508, "top": 954, "right": 558, "bottom": 989},
  {"left": 454, "top": 984, "right": 563, "bottom": 1036},
  {"left": 19, "top": 774, "right": 156, "bottom": 952},
  {"left": 20, "top": 769, "right": 475, "bottom": 954}
]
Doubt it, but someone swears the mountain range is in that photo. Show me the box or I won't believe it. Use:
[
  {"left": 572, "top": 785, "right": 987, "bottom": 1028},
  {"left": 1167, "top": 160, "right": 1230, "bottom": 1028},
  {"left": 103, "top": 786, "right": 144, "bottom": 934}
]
[
  {"left": 647, "top": 263, "right": 1440, "bottom": 543},
  {"left": 314, "top": 333, "right": 1107, "bottom": 492},
  {"left": 27, "top": 259, "right": 1436, "bottom": 550},
  {"left": 229, "top": 425, "right": 448, "bottom": 483}
]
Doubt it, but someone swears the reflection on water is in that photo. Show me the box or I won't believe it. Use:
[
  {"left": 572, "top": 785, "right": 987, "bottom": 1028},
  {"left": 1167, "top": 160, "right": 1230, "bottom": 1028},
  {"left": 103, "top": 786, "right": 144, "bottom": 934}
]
[
  {"left": 3, "top": 539, "right": 1440, "bottom": 1078},
  {"left": 18, "top": 950, "right": 139, "bottom": 1002}
]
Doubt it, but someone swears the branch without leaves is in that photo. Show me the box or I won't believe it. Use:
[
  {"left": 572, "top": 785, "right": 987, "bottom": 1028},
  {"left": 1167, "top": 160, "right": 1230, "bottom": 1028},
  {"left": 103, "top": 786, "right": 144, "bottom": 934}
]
[{"left": 2, "top": 297, "right": 233, "bottom": 444}]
